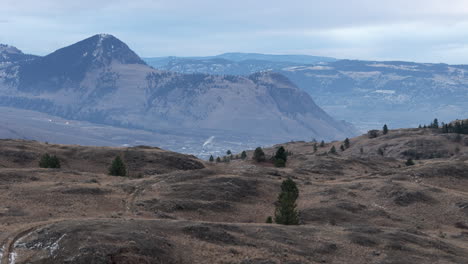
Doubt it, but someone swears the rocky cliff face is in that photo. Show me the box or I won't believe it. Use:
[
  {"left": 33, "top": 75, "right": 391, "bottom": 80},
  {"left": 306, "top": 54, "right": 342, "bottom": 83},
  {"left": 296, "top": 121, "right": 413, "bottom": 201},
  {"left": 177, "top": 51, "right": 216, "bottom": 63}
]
[{"left": 0, "top": 35, "right": 357, "bottom": 145}]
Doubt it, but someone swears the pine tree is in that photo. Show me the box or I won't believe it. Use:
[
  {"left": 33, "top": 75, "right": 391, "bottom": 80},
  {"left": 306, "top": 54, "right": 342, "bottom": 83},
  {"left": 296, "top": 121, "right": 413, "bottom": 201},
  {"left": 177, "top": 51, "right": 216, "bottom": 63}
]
[
  {"left": 241, "top": 151, "right": 247, "bottom": 160},
  {"left": 226, "top": 150, "right": 232, "bottom": 155},
  {"left": 313, "top": 143, "right": 318, "bottom": 152},
  {"left": 433, "top": 118, "right": 439, "bottom": 128},
  {"left": 344, "top": 138, "right": 350, "bottom": 149},
  {"left": 109, "top": 156, "right": 127, "bottom": 176},
  {"left": 320, "top": 140, "right": 325, "bottom": 147},
  {"left": 274, "top": 178, "right": 299, "bottom": 225},
  {"left": 340, "top": 145, "right": 345, "bottom": 152},
  {"left": 209, "top": 155, "right": 214, "bottom": 162},
  {"left": 216, "top": 157, "right": 221, "bottom": 162},
  {"left": 265, "top": 216, "right": 273, "bottom": 224},
  {"left": 383, "top": 124, "right": 389, "bottom": 135},
  {"left": 253, "top": 147, "right": 266, "bottom": 162},
  {"left": 275, "top": 146, "right": 288, "bottom": 162},
  {"left": 330, "top": 145, "right": 337, "bottom": 154}
]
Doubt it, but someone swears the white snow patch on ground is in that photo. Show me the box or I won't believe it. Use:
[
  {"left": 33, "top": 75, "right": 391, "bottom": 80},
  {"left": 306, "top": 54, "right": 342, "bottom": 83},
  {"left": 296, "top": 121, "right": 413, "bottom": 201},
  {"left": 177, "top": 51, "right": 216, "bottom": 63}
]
[
  {"left": 367, "top": 63, "right": 420, "bottom": 71},
  {"left": 49, "top": 234, "right": 66, "bottom": 256},
  {"left": 9, "top": 252, "right": 17, "bottom": 264}
]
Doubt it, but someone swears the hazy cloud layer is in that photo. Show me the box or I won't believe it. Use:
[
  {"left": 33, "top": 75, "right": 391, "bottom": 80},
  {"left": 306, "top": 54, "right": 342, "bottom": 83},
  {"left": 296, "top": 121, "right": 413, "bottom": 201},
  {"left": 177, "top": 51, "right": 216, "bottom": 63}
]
[{"left": 1, "top": 0, "right": 468, "bottom": 63}]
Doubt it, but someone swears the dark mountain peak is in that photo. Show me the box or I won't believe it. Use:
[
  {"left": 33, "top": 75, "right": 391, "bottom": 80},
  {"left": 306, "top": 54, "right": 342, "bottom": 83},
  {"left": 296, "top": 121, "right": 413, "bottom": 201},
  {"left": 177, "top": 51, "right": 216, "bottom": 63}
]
[{"left": 17, "top": 34, "right": 147, "bottom": 92}]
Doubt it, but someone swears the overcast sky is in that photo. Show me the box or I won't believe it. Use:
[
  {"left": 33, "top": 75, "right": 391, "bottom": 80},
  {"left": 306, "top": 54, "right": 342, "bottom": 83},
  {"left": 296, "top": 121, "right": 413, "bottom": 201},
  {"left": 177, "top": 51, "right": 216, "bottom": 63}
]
[{"left": 1, "top": 0, "right": 468, "bottom": 63}]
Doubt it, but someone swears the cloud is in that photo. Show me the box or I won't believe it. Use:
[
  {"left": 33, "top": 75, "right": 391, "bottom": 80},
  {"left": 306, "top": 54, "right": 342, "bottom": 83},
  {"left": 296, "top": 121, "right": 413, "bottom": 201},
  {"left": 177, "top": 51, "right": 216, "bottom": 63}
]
[{"left": 1, "top": 0, "right": 468, "bottom": 63}]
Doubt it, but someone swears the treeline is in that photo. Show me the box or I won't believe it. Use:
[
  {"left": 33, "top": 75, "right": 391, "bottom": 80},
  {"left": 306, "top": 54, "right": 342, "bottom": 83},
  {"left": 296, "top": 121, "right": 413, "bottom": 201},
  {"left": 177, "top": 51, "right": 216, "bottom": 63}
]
[{"left": 419, "top": 118, "right": 468, "bottom": 134}]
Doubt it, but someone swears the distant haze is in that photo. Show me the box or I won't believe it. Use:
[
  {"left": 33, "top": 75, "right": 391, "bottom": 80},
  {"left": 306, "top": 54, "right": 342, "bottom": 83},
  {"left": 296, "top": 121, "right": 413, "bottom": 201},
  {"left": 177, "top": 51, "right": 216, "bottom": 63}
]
[{"left": 1, "top": 0, "right": 468, "bottom": 64}]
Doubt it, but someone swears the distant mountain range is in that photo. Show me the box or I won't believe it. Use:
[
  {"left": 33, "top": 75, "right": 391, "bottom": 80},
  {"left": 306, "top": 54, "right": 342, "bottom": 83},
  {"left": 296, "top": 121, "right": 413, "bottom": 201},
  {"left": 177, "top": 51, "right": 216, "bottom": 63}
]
[
  {"left": 144, "top": 55, "right": 468, "bottom": 131},
  {"left": 0, "top": 35, "right": 356, "bottom": 156}
]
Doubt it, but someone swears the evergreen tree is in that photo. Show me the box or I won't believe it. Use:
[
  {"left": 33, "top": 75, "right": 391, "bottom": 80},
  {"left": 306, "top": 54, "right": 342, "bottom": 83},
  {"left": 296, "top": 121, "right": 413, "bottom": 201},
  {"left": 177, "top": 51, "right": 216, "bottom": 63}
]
[
  {"left": 274, "top": 178, "right": 299, "bottom": 225},
  {"left": 266, "top": 216, "right": 273, "bottom": 224},
  {"left": 344, "top": 138, "right": 350, "bottom": 149},
  {"left": 330, "top": 145, "right": 337, "bottom": 154},
  {"left": 383, "top": 124, "right": 389, "bottom": 135},
  {"left": 253, "top": 147, "right": 266, "bottom": 162},
  {"left": 418, "top": 125, "right": 422, "bottom": 129},
  {"left": 340, "top": 145, "right": 345, "bottom": 152},
  {"left": 433, "top": 118, "right": 439, "bottom": 128},
  {"left": 209, "top": 155, "right": 214, "bottom": 162},
  {"left": 320, "top": 140, "right": 325, "bottom": 147},
  {"left": 226, "top": 150, "right": 232, "bottom": 155},
  {"left": 313, "top": 143, "right": 318, "bottom": 152},
  {"left": 216, "top": 157, "right": 221, "bottom": 162},
  {"left": 241, "top": 151, "right": 247, "bottom": 160},
  {"left": 109, "top": 156, "right": 127, "bottom": 176},
  {"left": 275, "top": 146, "right": 288, "bottom": 162}
]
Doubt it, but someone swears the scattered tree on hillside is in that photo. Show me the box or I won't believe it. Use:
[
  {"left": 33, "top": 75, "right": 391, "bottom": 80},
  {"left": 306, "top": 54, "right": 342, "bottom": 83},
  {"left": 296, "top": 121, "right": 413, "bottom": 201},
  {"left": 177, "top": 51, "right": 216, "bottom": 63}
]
[
  {"left": 253, "top": 147, "right": 266, "bottom": 162},
  {"left": 226, "top": 150, "right": 232, "bottom": 155},
  {"left": 313, "top": 143, "right": 318, "bottom": 152},
  {"left": 383, "top": 124, "right": 389, "bottom": 135},
  {"left": 344, "top": 138, "right": 350, "bottom": 149},
  {"left": 330, "top": 145, "right": 337, "bottom": 154},
  {"left": 39, "top": 154, "right": 61, "bottom": 168},
  {"left": 241, "top": 151, "right": 247, "bottom": 160},
  {"left": 340, "top": 145, "right": 345, "bottom": 152},
  {"left": 209, "top": 155, "right": 214, "bottom": 162},
  {"left": 274, "top": 178, "right": 300, "bottom": 225},
  {"left": 266, "top": 216, "right": 273, "bottom": 224},
  {"left": 216, "top": 157, "right": 221, "bottom": 162},
  {"left": 274, "top": 146, "right": 288, "bottom": 167},
  {"left": 109, "top": 156, "right": 127, "bottom": 176},
  {"left": 320, "top": 140, "right": 325, "bottom": 147}
]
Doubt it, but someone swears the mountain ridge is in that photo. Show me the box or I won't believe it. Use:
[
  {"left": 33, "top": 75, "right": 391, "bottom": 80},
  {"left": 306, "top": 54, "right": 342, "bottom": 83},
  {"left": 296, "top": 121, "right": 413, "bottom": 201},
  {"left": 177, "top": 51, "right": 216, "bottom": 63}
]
[{"left": 0, "top": 34, "right": 357, "bottom": 152}]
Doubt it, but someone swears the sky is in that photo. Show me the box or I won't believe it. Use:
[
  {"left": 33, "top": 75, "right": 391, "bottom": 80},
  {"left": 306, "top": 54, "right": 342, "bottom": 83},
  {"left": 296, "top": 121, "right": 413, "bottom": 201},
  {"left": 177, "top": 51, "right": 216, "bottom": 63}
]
[{"left": 1, "top": 0, "right": 468, "bottom": 64}]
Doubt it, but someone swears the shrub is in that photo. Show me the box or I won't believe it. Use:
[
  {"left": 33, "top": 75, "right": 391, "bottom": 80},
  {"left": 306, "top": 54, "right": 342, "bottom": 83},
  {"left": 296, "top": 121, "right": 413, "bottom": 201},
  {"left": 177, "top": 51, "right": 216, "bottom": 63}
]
[
  {"left": 405, "top": 158, "right": 415, "bottom": 166},
  {"left": 109, "top": 156, "right": 127, "bottom": 176},
  {"left": 368, "top": 130, "right": 379, "bottom": 138},
  {"left": 265, "top": 216, "right": 273, "bottom": 224},
  {"left": 253, "top": 147, "right": 266, "bottom": 162},
  {"left": 39, "top": 154, "right": 61, "bottom": 168},
  {"left": 378, "top": 148, "right": 384, "bottom": 156},
  {"left": 216, "top": 157, "right": 221, "bottom": 162},
  {"left": 274, "top": 158, "right": 286, "bottom": 167}
]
